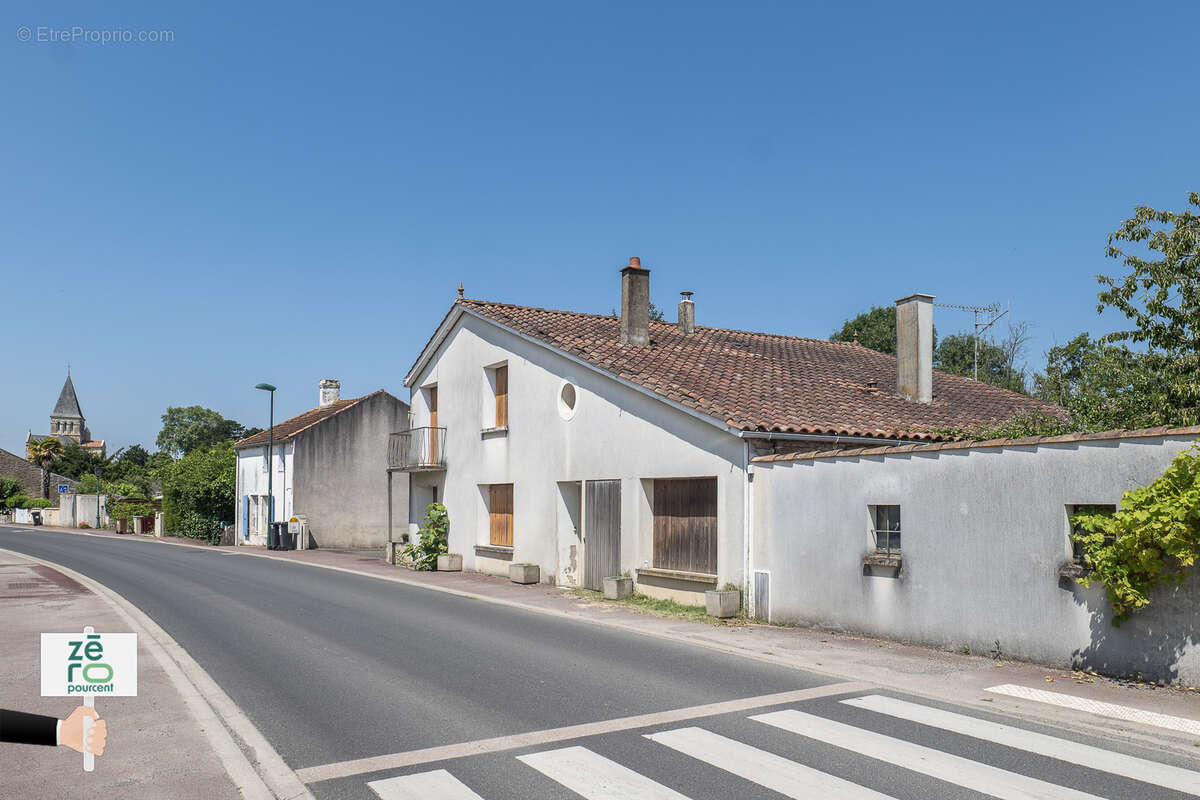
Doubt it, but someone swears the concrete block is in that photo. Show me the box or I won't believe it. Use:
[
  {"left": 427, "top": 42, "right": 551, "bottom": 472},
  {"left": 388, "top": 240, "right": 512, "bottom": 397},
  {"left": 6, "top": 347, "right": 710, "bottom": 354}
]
[
  {"left": 509, "top": 563, "right": 540, "bottom": 585},
  {"left": 603, "top": 576, "right": 633, "bottom": 600},
  {"left": 437, "top": 553, "right": 463, "bottom": 572},
  {"left": 705, "top": 590, "right": 740, "bottom": 618}
]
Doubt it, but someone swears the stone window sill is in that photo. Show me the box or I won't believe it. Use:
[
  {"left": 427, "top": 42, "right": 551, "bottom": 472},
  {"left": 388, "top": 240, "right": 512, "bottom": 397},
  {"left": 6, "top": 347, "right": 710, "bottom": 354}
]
[
  {"left": 635, "top": 567, "right": 718, "bottom": 585},
  {"left": 474, "top": 544, "right": 513, "bottom": 561},
  {"left": 1058, "top": 561, "right": 1091, "bottom": 580},
  {"left": 863, "top": 552, "right": 902, "bottom": 575},
  {"left": 481, "top": 426, "right": 509, "bottom": 439}
]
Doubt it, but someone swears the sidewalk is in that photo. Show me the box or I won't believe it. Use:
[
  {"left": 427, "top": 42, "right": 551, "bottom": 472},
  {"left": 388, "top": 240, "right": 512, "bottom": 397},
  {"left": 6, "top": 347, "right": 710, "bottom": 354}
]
[
  {"left": 16, "top": 523, "right": 1200, "bottom": 762},
  {"left": 0, "top": 549, "right": 242, "bottom": 800}
]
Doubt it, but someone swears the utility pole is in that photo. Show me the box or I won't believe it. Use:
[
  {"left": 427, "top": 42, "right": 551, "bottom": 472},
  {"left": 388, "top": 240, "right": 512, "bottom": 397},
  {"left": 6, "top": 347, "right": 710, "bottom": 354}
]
[
  {"left": 934, "top": 301, "right": 1008, "bottom": 381},
  {"left": 255, "top": 383, "right": 277, "bottom": 544}
]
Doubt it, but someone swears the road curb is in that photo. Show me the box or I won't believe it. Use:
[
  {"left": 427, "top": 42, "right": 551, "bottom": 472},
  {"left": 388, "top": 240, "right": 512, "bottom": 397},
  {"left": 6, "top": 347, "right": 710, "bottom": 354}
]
[{"left": 0, "top": 546, "right": 314, "bottom": 800}]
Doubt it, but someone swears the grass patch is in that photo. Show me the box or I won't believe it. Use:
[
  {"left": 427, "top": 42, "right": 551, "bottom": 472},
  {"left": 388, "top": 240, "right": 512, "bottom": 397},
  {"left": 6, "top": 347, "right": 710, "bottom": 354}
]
[{"left": 568, "top": 587, "right": 747, "bottom": 625}]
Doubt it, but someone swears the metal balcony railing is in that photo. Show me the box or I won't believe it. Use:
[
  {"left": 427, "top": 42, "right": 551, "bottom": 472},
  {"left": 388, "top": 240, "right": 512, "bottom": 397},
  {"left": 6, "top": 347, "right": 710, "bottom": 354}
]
[{"left": 388, "top": 427, "right": 446, "bottom": 471}]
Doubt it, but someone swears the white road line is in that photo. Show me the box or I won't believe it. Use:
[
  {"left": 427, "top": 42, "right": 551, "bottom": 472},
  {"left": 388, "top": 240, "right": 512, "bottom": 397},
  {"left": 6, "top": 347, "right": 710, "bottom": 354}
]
[
  {"left": 368, "top": 769, "right": 486, "bottom": 800},
  {"left": 295, "top": 682, "right": 870, "bottom": 783},
  {"left": 986, "top": 683, "right": 1200, "bottom": 737},
  {"left": 753, "top": 709, "right": 1105, "bottom": 800},
  {"left": 845, "top": 695, "right": 1200, "bottom": 796},
  {"left": 517, "top": 745, "right": 691, "bottom": 800},
  {"left": 646, "top": 726, "right": 894, "bottom": 798}
]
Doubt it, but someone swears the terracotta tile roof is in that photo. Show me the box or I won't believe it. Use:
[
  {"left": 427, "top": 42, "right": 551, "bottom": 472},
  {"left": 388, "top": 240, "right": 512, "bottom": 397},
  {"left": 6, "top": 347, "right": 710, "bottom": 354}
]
[
  {"left": 751, "top": 425, "right": 1200, "bottom": 463},
  {"left": 455, "top": 298, "right": 1061, "bottom": 441},
  {"left": 233, "top": 390, "right": 388, "bottom": 448}
]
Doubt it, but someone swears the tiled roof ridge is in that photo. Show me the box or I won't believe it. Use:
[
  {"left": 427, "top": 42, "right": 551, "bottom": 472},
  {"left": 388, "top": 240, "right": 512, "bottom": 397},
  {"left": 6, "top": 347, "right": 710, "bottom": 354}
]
[
  {"left": 233, "top": 389, "right": 392, "bottom": 448},
  {"left": 752, "top": 425, "right": 1200, "bottom": 463},
  {"left": 457, "top": 297, "right": 862, "bottom": 346}
]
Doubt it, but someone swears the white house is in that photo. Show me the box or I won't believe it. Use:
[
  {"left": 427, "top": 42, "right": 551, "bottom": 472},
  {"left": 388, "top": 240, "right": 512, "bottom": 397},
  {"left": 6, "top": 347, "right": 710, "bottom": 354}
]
[
  {"left": 236, "top": 380, "right": 409, "bottom": 549},
  {"left": 395, "top": 258, "right": 1054, "bottom": 604}
]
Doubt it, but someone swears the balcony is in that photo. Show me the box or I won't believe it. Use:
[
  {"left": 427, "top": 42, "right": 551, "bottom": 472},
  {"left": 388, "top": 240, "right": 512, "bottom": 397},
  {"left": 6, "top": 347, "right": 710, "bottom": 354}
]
[{"left": 388, "top": 427, "right": 446, "bottom": 471}]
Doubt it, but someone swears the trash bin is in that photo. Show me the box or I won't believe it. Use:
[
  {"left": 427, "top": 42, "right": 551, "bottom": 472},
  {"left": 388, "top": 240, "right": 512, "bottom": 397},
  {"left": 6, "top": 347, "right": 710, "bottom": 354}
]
[
  {"left": 279, "top": 524, "right": 293, "bottom": 551},
  {"left": 31, "top": 511, "right": 42, "bottom": 526},
  {"left": 267, "top": 522, "right": 280, "bottom": 550}
]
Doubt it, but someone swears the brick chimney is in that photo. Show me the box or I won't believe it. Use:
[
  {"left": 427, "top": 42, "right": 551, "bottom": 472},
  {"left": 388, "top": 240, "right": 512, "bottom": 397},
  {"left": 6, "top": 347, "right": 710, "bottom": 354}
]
[
  {"left": 620, "top": 256, "right": 650, "bottom": 346},
  {"left": 677, "top": 291, "right": 695, "bottom": 334},
  {"left": 895, "top": 294, "right": 934, "bottom": 403},
  {"left": 319, "top": 378, "right": 341, "bottom": 408}
]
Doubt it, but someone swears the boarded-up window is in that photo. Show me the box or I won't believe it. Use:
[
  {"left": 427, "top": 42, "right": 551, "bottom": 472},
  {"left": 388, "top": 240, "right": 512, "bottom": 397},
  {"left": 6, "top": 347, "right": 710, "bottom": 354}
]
[
  {"left": 489, "top": 483, "right": 513, "bottom": 546},
  {"left": 652, "top": 477, "right": 717, "bottom": 575},
  {"left": 495, "top": 365, "right": 508, "bottom": 427}
]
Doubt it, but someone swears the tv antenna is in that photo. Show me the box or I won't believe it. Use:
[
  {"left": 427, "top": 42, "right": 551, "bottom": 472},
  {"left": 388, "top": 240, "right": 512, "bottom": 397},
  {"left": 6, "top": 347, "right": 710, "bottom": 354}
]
[{"left": 934, "top": 301, "right": 1008, "bottom": 381}]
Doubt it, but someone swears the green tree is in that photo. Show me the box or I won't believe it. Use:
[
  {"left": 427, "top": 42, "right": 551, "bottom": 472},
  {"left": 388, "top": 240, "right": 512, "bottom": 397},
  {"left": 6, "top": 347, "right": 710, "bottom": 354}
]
[
  {"left": 1096, "top": 192, "right": 1200, "bottom": 426},
  {"left": 1033, "top": 333, "right": 1155, "bottom": 430},
  {"left": 934, "top": 322, "right": 1031, "bottom": 393},
  {"left": 0, "top": 478, "right": 23, "bottom": 505},
  {"left": 26, "top": 438, "right": 64, "bottom": 499},
  {"left": 610, "top": 302, "right": 667, "bottom": 322},
  {"left": 830, "top": 305, "right": 899, "bottom": 354},
  {"left": 157, "top": 406, "right": 261, "bottom": 458},
  {"left": 49, "top": 441, "right": 104, "bottom": 480},
  {"left": 161, "top": 441, "right": 236, "bottom": 543}
]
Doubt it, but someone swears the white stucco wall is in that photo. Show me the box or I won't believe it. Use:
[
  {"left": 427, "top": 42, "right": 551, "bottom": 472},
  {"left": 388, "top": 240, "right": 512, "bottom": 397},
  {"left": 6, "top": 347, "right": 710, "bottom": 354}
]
[
  {"left": 753, "top": 433, "right": 1200, "bottom": 684},
  {"left": 235, "top": 442, "right": 294, "bottom": 545},
  {"left": 408, "top": 313, "right": 747, "bottom": 593}
]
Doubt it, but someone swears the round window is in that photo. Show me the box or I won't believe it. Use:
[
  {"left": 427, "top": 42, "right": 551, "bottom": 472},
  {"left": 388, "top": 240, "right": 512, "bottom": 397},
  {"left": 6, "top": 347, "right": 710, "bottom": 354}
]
[{"left": 558, "top": 381, "right": 578, "bottom": 420}]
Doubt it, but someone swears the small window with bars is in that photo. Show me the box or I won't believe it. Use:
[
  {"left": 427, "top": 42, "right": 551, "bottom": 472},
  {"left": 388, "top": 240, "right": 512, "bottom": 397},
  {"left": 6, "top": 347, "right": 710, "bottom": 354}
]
[
  {"left": 1068, "top": 504, "right": 1116, "bottom": 565},
  {"left": 872, "top": 505, "right": 901, "bottom": 554}
]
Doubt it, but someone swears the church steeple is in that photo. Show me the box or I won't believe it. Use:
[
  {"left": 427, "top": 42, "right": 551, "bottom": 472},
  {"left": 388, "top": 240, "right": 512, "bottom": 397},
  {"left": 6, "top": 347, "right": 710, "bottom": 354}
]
[{"left": 53, "top": 373, "right": 84, "bottom": 420}]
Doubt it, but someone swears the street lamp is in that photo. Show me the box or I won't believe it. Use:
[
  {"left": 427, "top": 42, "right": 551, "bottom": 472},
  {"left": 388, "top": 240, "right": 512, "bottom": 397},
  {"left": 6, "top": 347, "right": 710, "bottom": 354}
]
[
  {"left": 255, "top": 383, "right": 277, "bottom": 547},
  {"left": 94, "top": 466, "right": 101, "bottom": 529}
]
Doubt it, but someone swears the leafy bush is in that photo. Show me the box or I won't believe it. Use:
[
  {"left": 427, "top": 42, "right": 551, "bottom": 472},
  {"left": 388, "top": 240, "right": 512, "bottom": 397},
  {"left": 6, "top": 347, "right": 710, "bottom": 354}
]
[
  {"left": 108, "top": 500, "right": 155, "bottom": 520},
  {"left": 4, "top": 496, "right": 53, "bottom": 509},
  {"left": 402, "top": 503, "right": 449, "bottom": 570},
  {"left": 0, "top": 478, "right": 23, "bottom": 504},
  {"left": 1072, "top": 447, "right": 1200, "bottom": 624},
  {"left": 176, "top": 511, "right": 224, "bottom": 545},
  {"left": 161, "top": 442, "right": 234, "bottom": 543},
  {"left": 927, "top": 408, "right": 1076, "bottom": 441}
]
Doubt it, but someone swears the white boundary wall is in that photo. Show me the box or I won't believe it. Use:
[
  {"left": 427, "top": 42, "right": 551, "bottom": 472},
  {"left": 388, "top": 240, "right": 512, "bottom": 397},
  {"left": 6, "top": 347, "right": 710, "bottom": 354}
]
[{"left": 752, "top": 432, "right": 1200, "bottom": 684}]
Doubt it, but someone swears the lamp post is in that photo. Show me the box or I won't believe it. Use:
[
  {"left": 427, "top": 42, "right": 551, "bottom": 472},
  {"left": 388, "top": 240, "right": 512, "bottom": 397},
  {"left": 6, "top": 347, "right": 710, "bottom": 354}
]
[
  {"left": 255, "top": 383, "right": 277, "bottom": 545},
  {"left": 93, "top": 466, "right": 101, "bottom": 529}
]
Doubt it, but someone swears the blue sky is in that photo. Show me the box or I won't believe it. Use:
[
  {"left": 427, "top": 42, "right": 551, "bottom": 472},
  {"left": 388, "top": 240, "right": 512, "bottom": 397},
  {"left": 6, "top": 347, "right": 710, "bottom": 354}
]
[{"left": 3, "top": 1, "right": 1198, "bottom": 455}]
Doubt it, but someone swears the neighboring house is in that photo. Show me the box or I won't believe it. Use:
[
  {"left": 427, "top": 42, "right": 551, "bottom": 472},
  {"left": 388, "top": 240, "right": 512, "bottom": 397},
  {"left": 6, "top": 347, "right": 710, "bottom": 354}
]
[
  {"left": 234, "top": 380, "right": 409, "bottom": 549},
  {"left": 26, "top": 371, "right": 106, "bottom": 460},
  {"left": 0, "top": 447, "right": 77, "bottom": 499},
  {"left": 396, "top": 257, "right": 1055, "bottom": 602}
]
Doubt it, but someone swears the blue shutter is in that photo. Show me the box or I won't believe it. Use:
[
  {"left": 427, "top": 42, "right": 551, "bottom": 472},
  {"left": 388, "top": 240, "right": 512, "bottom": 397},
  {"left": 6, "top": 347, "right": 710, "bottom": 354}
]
[{"left": 242, "top": 495, "right": 250, "bottom": 540}]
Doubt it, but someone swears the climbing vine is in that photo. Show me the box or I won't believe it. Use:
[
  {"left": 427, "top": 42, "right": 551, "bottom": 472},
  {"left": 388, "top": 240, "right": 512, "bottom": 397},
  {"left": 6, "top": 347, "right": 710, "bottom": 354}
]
[{"left": 1072, "top": 447, "right": 1200, "bottom": 624}]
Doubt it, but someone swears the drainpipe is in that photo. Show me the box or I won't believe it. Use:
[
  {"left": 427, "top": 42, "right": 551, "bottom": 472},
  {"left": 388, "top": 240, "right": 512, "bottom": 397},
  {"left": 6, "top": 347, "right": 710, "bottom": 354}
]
[{"left": 743, "top": 439, "right": 752, "bottom": 618}]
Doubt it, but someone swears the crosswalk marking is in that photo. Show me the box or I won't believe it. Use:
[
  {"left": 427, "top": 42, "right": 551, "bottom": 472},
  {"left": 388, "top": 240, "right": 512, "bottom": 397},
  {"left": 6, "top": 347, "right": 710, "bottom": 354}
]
[
  {"left": 986, "top": 684, "right": 1200, "bottom": 736},
  {"left": 367, "top": 768, "right": 485, "bottom": 800},
  {"left": 517, "top": 745, "right": 690, "bottom": 800},
  {"left": 752, "top": 709, "right": 1106, "bottom": 800},
  {"left": 646, "top": 726, "right": 895, "bottom": 798},
  {"left": 844, "top": 694, "right": 1200, "bottom": 796}
]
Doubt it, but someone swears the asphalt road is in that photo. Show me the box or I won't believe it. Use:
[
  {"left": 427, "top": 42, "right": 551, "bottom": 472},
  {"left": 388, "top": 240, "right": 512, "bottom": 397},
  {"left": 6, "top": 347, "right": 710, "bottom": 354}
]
[{"left": 3, "top": 527, "right": 1198, "bottom": 800}]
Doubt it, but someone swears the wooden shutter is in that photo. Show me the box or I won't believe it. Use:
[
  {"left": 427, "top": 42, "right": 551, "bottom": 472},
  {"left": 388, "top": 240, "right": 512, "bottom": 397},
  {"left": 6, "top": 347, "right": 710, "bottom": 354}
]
[
  {"left": 489, "top": 484, "right": 513, "bottom": 546},
  {"left": 495, "top": 365, "right": 508, "bottom": 427},
  {"left": 652, "top": 478, "right": 717, "bottom": 574},
  {"left": 428, "top": 386, "right": 439, "bottom": 464}
]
